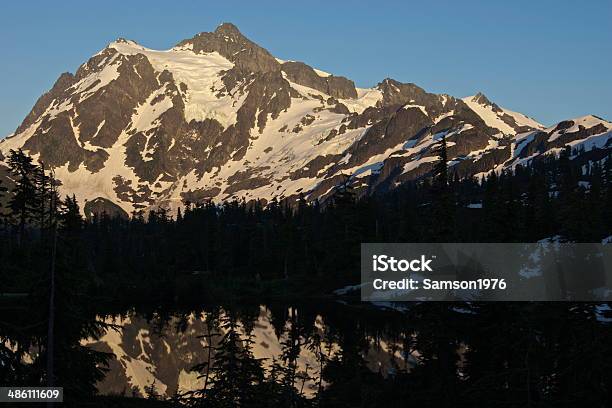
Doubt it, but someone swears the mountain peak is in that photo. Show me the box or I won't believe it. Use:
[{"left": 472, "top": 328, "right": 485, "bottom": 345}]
[
  {"left": 178, "top": 24, "right": 279, "bottom": 74},
  {"left": 214, "top": 22, "right": 242, "bottom": 36},
  {"left": 112, "top": 37, "right": 142, "bottom": 47},
  {"left": 107, "top": 38, "right": 143, "bottom": 53},
  {"left": 462, "top": 93, "right": 545, "bottom": 134},
  {"left": 471, "top": 92, "right": 493, "bottom": 106}
]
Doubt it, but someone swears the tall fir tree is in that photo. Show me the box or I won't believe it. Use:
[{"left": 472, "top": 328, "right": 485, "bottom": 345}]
[
  {"left": 190, "top": 311, "right": 266, "bottom": 407},
  {"left": 557, "top": 147, "right": 582, "bottom": 241},
  {"left": 430, "top": 135, "right": 455, "bottom": 240},
  {"left": 59, "top": 194, "right": 83, "bottom": 233},
  {"left": 7, "top": 149, "right": 39, "bottom": 244}
]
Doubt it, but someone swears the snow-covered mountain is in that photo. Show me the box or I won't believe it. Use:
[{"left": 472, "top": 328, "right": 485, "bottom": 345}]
[{"left": 1, "top": 23, "right": 610, "bottom": 216}]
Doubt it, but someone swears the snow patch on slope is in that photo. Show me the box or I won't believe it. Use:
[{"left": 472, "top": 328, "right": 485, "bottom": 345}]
[
  {"left": 71, "top": 53, "right": 122, "bottom": 102},
  {"left": 340, "top": 88, "right": 383, "bottom": 114},
  {"left": 130, "top": 86, "right": 174, "bottom": 133}
]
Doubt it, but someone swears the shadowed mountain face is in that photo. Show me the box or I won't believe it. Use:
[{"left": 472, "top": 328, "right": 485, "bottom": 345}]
[{"left": 1, "top": 23, "right": 610, "bottom": 214}]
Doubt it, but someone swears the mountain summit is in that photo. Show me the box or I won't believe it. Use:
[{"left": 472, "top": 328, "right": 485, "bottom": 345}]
[{"left": 1, "top": 24, "right": 610, "bottom": 215}]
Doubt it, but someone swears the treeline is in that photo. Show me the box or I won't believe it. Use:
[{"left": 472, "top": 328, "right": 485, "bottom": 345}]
[{"left": 1, "top": 146, "right": 611, "bottom": 296}]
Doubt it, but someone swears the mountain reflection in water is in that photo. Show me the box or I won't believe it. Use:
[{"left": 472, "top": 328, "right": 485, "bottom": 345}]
[{"left": 84, "top": 303, "right": 412, "bottom": 399}]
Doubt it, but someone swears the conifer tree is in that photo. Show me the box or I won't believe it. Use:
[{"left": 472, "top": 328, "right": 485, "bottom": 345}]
[
  {"left": 0, "top": 178, "right": 7, "bottom": 231},
  {"left": 34, "top": 162, "right": 50, "bottom": 231},
  {"left": 269, "top": 308, "right": 309, "bottom": 407},
  {"left": 585, "top": 161, "right": 605, "bottom": 240},
  {"left": 430, "top": 135, "right": 454, "bottom": 240},
  {"left": 0, "top": 178, "right": 7, "bottom": 207},
  {"left": 7, "top": 149, "right": 39, "bottom": 244},
  {"left": 60, "top": 194, "right": 82, "bottom": 233},
  {"left": 604, "top": 155, "right": 612, "bottom": 238},
  {"left": 191, "top": 311, "right": 266, "bottom": 407},
  {"left": 557, "top": 147, "right": 581, "bottom": 241}
]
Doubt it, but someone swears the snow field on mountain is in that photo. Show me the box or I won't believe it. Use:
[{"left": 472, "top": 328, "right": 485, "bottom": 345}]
[
  {"left": 172, "top": 80, "right": 371, "bottom": 202},
  {"left": 110, "top": 40, "right": 239, "bottom": 129}
]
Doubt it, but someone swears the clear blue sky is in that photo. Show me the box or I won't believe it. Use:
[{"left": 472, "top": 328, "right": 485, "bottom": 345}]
[{"left": 1, "top": 0, "right": 610, "bottom": 136}]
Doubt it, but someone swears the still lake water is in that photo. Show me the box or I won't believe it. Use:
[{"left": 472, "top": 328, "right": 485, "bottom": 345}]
[{"left": 5, "top": 299, "right": 609, "bottom": 402}]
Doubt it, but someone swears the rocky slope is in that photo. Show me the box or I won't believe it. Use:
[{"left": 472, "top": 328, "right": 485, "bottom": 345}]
[{"left": 1, "top": 23, "right": 610, "bottom": 215}]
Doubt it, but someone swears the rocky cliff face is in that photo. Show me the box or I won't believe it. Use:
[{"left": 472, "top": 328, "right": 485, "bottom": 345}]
[{"left": 1, "top": 23, "right": 610, "bottom": 214}]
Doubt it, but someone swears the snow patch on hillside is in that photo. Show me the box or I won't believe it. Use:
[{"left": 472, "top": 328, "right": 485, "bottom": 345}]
[
  {"left": 130, "top": 86, "right": 174, "bottom": 134},
  {"left": 340, "top": 88, "right": 383, "bottom": 114},
  {"left": 71, "top": 53, "right": 122, "bottom": 102}
]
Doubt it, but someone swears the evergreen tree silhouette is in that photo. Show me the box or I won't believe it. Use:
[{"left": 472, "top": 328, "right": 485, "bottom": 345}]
[
  {"left": 269, "top": 308, "right": 311, "bottom": 407},
  {"left": 430, "top": 135, "right": 455, "bottom": 241},
  {"left": 60, "top": 194, "right": 83, "bottom": 233},
  {"left": 0, "top": 178, "right": 7, "bottom": 208},
  {"left": 7, "top": 149, "right": 39, "bottom": 245},
  {"left": 190, "top": 311, "right": 266, "bottom": 407},
  {"left": 557, "top": 146, "right": 582, "bottom": 241}
]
